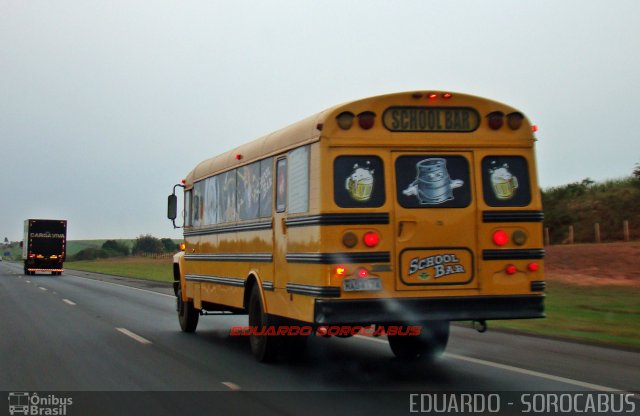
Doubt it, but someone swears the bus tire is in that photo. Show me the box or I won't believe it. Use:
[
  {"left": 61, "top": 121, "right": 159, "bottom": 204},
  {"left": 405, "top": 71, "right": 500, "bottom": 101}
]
[
  {"left": 248, "top": 284, "right": 279, "bottom": 363},
  {"left": 177, "top": 288, "right": 199, "bottom": 333},
  {"left": 388, "top": 321, "right": 450, "bottom": 360}
]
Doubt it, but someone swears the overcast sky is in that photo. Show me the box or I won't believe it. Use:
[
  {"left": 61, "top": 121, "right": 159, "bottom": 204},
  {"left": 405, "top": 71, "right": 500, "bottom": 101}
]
[{"left": 1, "top": 0, "right": 639, "bottom": 241}]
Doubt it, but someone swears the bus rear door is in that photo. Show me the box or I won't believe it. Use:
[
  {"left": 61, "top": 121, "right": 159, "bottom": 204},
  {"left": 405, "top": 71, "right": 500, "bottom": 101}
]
[{"left": 392, "top": 152, "right": 478, "bottom": 291}]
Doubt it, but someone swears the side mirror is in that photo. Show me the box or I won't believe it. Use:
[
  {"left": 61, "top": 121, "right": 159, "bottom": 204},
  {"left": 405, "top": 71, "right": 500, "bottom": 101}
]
[{"left": 167, "top": 194, "right": 178, "bottom": 221}]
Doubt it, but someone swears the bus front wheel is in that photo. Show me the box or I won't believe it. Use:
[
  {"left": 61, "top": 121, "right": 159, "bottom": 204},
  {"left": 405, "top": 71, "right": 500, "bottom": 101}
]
[
  {"left": 177, "top": 288, "right": 199, "bottom": 333},
  {"left": 388, "top": 321, "right": 450, "bottom": 360}
]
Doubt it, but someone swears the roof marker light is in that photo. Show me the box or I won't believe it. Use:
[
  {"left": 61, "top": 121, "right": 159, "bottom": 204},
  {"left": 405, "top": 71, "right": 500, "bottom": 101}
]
[
  {"left": 442, "top": 93, "right": 453, "bottom": 99},
  {"left": 428, "top": 93, "right": 438, "bottom": 100},
  {"left": 487, "top": 111, "right": 504, "bottom": 130},
  {"left": 336, "top": 111, "right": 355, "bottom": 130}
]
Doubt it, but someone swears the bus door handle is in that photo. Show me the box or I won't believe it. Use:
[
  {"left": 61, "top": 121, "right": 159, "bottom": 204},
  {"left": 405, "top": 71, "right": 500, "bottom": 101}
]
[{"left": 398, "top": 220, "right": 416, "bottom": 241}]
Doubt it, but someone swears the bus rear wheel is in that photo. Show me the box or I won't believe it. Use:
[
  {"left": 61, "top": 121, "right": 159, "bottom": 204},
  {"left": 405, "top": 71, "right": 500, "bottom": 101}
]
[
  {"left": 177, "top": 288, "right": 199, "bottom": 333},
  {"left": 248, "top": 284, "right": 279, "bottom": 362},
  {"left": 388, "top": 321, "right": 450, "bottom": 360}
]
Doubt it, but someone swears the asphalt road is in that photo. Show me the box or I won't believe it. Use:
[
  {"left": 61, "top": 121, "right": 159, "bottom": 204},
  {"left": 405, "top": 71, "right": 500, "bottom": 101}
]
[{"left": 1, "top": 261, "right": 638, "bottom": 415}]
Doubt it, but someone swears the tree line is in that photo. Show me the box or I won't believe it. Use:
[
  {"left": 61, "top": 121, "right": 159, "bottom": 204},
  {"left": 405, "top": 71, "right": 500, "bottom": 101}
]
[
  {"left": 543, "top": 165, "right": 640, "bottom": 244},
  {"left": 71, "top": 235, "right": 178, "bottom": 261}
]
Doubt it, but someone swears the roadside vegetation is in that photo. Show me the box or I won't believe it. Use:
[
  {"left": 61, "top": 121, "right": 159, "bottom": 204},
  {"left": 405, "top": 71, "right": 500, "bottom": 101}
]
[
  {"left": 543, "top": 172, "right": 640, "bottom": 244},
  {"left": 488, "top": 282, "right": 640, "bottom": 349}
]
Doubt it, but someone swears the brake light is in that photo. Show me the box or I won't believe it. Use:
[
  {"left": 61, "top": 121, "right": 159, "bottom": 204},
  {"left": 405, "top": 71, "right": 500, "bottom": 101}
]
[
  {"left": 505, "top": 264, "right": 517, "bottom": 275},
  {"left": 358, "top": 268, "right": 369, "bottom": 278},
  {"left": 492, "top": 230, "right": 509, "bottom": 246},
  {"left": 362, "top": 231, "right": 380, "bottom": 248}
]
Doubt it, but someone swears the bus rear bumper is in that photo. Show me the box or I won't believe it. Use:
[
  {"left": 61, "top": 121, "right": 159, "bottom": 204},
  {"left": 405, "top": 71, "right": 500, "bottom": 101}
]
[{"left": 314, "top": 295, "right": 545, "bottom": 325}]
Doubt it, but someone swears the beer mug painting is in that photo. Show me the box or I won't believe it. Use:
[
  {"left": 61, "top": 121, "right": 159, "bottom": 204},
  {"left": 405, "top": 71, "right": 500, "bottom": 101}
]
[
  {"left": 402, "top": 158, "right": 464, "bottom": 204},
  {"left": 489, "top": 162, "right": 518, "bottom": 200},
  {"left": 345, "top": 162, "right": 375, "bottom": 202}
]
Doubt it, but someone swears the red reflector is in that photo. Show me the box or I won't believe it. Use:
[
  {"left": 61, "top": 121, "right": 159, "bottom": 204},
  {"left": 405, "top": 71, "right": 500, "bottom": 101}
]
[
  {"left": 527, "top": 262, "right": 539, "bottom": 272},
  {"left": 358, "top": 112, "right": 376, "bottom": 129},
  {"left": 492, "top": 230, "right": 509, "bottom": 246},
  {"left": 531, "top": 125, "right": 539, "bottom": 132},
  {"left": 235, "top": 154, "right": 243, "bottom": 160},
  {"left": 363, "top": 231, "right": 379, "bottom": 248},
  {"left": 335, "top": 266, "right": 347, "bottom": 277},
  {"left": 505, "top": 265, "right": 517, "bottom": 275},
  {"left": 358, "top": 268, "right": 369, "bottom": 278}
]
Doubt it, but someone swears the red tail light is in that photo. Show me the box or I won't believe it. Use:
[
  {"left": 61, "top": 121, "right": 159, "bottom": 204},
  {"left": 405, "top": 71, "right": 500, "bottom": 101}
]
[
  {"left": 505, "top": 265, "right": 517, "bottom": 275},
  {"left": 492, "top": 230, "right": 509, "bottom": 246},
  {"left": 358, "top": 268, "right": 369, "bottom": 278},
  {"left": 527, "top": 262, "right": 539, "bottom": 272},
  {"left": 363, "top": 231, "right": 380, "bottom": 248}
]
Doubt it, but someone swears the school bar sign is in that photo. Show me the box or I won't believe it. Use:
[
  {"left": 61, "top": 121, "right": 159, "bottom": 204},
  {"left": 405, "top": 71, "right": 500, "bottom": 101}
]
[{"left": 383, "top": 106, "right": 480, "bottom": 132}]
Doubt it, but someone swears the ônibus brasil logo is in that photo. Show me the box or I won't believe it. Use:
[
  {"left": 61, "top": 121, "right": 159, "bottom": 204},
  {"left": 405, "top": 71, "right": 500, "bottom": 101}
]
[
  {"left": 8, "top": 392, "right": 73, "bottom": 416},
  {"left": 230, "top": 325, "right": 422, "bottom": 337}
]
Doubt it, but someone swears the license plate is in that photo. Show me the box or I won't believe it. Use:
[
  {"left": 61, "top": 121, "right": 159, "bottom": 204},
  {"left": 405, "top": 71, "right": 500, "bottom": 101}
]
[{"left": 342, "top": 277, "right": 382, "bottom": 292}]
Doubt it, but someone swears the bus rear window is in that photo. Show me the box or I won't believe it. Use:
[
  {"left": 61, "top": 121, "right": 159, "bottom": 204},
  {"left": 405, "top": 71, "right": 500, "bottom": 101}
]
[
  {"left": 482, "top": 156, "right": 531, "bottom": 206},
  {"left": 334, "top": 156, "right": 385, "bottom": 208},
  {"left": 395, "top": 155, "right": 471, "bottom": 208}
]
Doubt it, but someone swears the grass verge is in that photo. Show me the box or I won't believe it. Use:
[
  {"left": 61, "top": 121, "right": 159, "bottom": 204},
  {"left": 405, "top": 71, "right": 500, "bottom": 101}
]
[
  {"left": 65, "top": 257, "right": 173, "bottom": 282},
  {"left": 488, "top": 281, "right": 640, "bottom": 350}
]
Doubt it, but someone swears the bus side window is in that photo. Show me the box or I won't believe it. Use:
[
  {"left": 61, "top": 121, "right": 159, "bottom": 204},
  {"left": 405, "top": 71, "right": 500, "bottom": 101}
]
[
  {"left": 276, "top": 158, "right": 287, "bottom": 213},
  {"left": 259, "top": 158, "right": 274, "bottom": 218},
  {"left": 184, "top": 189, "right": 192, "bottom": 227}
]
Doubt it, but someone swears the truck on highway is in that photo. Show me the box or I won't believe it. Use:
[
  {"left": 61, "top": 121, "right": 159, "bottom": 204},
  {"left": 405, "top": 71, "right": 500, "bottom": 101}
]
[{"left": 22, "top": 219, "right": 67, "bottom": 275}]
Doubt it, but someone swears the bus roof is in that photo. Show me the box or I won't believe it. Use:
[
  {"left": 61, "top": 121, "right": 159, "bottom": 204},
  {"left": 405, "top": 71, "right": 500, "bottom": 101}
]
[{"left": 185, "top": 91, "right": 527, "bottom": 185}]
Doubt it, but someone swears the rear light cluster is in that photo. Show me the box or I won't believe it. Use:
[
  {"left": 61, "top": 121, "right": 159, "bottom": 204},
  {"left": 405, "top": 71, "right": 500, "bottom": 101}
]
[
  {"left": 491, "top": 229, "right": 528, "bottom": 246},
  {"left": 486, "top": 111, "right": 526, "bottom": 131},
  {"left": 505, "top": 262, "right": 540, "bottom": 275},
  {"left": 334, "top": 266, "right": 371, "bottom": 278},
  {"left": 342, "top": 231, "right": 380, "bottom": 248},
  {"left": 336, "top": 111, "right": 376, "bottom": 130}
]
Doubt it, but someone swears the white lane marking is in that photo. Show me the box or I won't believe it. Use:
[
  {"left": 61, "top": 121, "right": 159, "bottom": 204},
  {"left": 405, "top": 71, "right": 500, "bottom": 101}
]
[
  {"left": 64, "top": 273, "right": 174, "bottom": 298},
  {"left": 116, "top": 327, "right": 152, "bottom": 345},
  {"left": 355, "top": 335, "right": 630, "bottom": 394},
  {"left": 444, "top": 352, "right": 624, "bottom": 393},
  {"left": 26, "top": 280, "right": 31, "bottom": 283},
  {"left": 221, "top": 381, "right": 241, "bottom": 391},
  {"left": 62, "top": 299, "right": 76, "bottom": 306},
  {"left": 39, "top": 287, "right": 47, "bottom": 291}
]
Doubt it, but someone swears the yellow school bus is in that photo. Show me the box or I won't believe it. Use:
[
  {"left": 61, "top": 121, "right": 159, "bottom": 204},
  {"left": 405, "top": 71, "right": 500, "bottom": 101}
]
[{"left": 167, "top": 91, "right": 545, "bottom": 362}]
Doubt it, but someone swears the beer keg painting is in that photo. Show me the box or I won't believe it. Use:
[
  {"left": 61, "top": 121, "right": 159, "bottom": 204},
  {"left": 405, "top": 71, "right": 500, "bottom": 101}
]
[
  {"left": 395, "top": 155, "right": 471, "bottom": 208},
  {"left": 481, "top": 156, "right": 531, "bottom": 207},
  {"left": 334, "top": 156, "right": 385, "bottom": 208}
]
